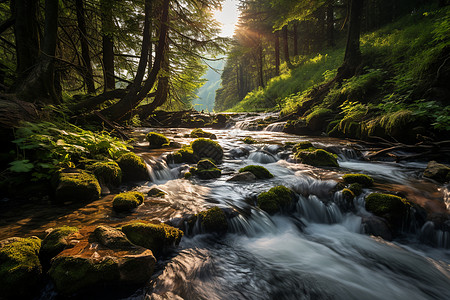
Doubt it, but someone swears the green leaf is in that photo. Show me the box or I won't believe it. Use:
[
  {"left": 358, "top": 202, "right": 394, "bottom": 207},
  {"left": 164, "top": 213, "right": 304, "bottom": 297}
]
[{"left": 9, "top": 160, "right": 34, "bottom": 172}]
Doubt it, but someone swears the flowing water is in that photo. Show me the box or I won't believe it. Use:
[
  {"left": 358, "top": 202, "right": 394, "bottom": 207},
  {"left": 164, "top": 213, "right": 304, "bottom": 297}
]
[{"left": 2, "top": 114, "right": 450, "bottom": 299}]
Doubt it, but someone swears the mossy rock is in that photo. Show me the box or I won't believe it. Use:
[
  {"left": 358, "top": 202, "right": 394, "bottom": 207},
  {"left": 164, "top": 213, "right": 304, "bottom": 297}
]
[
  {"left": 292, "top": 141, "right": 313, "bottom": 152},
  {"left": 342, "top": 188, "right": 355, "bottom": 202},
  {"left": 171, "top": 145, "right": 196, "bottom": 164},
  {"left": 190, "top": 128, "right": 216, "bottom": 139},
  {"left": 87, "top": 161, "right": 122, "bottom": 187},
  {"left": 295, "top": 149, "right": 338, "bottom": 167},
  {"left": 343, "top": 174, "right": 374, "bottom": 187},
  {"left": 257, "top": 185, "right": 294, "bottom": 215},
  {"left": 40, "top": 226, "right": 79, "bottom": 262},
  {"left": 146, "top": 132, "right": 170, "bottom": 149},
  {"left": 365, "top": 193, "right": 412, "bottom": 225},
  {"left": 192, "top": 159, "right": 221, "bottom": 179},
  {"left": 242, "top": 137, "right": 258, "bottom": 144},
  {"left": 121, "top": 222, "right": 183, "bottom": 256},
  {"left": 54, "top": 169, "right": 101, "bottom": 203},
  {"left": 147, "top": 187, "right": 166, "bottom": 198},
  {"left": 184, "top": 172, "right": 192, "bottom": 179},
  {"left": 0, "top": 237, "right": 42, "bottom": 298},
  {"left": 423, "top": 161, "right": 450, "bottom": 183},
  {"left": 117, "top": 152, "right": 149, "bottom": 182},
  {"left": 93, "top": 225, "right": 133, "bottom": 249},
  {"left": 348, "top": 183, "right": 363, "bottom": 196},
  {"left": 198, "top": 207, "right": 228, "bottom": 233},
  {"left": 305, "top": 108, "right": 332, "bottom": 132},
  {"left": 49, "top": 255, "right": 119, "bottom": 295},
  {"left": 112, "top": 191, "right": 145, "bottom": 213},
  {"left": 191, "top": 138, "right": 223, "bottom": 163},
  {"left": 239, "top": 165, "right": 274, "bottom": 179}
]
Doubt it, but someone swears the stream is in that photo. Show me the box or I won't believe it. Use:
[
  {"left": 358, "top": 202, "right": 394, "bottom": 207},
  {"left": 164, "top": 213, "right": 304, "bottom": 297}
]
[{"left": 2, "top": 114, "right": 450, "bottom": 299}]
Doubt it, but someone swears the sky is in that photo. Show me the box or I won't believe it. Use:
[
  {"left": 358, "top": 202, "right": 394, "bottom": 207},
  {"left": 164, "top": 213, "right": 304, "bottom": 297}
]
[{"left": 214, "top": 0, "right": 240, "bottom": 37}]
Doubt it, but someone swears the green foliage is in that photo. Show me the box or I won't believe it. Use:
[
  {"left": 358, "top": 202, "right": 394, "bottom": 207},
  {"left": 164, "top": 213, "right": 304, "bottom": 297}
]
[
  {"left": 146, "top": 132, "right": 170, "bottom": 149},
  {"left": 409, "top": 100, "right": 450, "bottom": 130},
  {"left": 343, "top": 174, "right": 374, "bottom": 187},
  {"left": 239, "top": 165, "right": 274, "bottom": 179}
]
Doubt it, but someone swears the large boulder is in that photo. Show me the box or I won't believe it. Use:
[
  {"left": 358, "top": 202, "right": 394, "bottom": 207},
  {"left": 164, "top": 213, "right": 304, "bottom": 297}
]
[
  {"left": 40, "top": 226, "right": 79, "bottom": 263},
  {"left": 93, "top": 226, "right": 133, "bottom": 249},
  {"left": 170, "top": 145, "right": 196, "bottom": 164},
  {"left": 54, "top": 169, "right": 101, "bottom": 203},
  {"left": 87, "top": 161, "right": 122, "bottom": 188},
  {"left": 191, "top": 138, "right": 223, "bottom": 163},
  {"left": 198, "top": 207, "right": 228, "bottom": 234},
  {"left": 146, "top": 132, "right": 170, "bottom": 149},
  {"left": 117, "top": 152, "right": 149, "bottom": 182},
  {"left": 0, "top": 237, "right": 42, "bottom": 299},
  {"left": 257, "top": 185, "right": 295, "bottom": 215},
  {"left": 423, "top": 161, "right": 450, "bottom": 183},
  {"left": 239, "top": 165, "right": 273, "bottom": 179},
  {"left": 365, "top": 193, "right": 412, "bottom": 228},
  {"left": 112, "top": 191, "right": 145, "bottom": 213},
  {"left": 121, "top": 222, "right": 183, "bottom": 256}
]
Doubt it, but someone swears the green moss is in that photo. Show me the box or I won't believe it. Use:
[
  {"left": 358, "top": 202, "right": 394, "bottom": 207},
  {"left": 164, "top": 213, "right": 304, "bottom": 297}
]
[
  {"left": 192, "top": 159, "right": 221, "bottom": 179},
  {"left": 0, "top": 237, "right": 42, "bottom": 298},
  {"left": 87, "top": 161, "right": 122, "bottom": 186},
  {"left": 121, "top": 222, "right": 183, "bottom": 256},
  {"left": 40, "top": 226, "right": 78, "bottom": 261},
  {"left": 305, "top": 108, "right": 332, "bottom": 131},
  {"left": 239, "top": 165, "right": 274, "bottom": 179},
  {"left": 55, "top": 170, "right": 101, "bottom": 203},
  {"left": 146, "top": 132, "right": 170, "bottom": 149},
  {"left": 342, "top": 188, "right": 355, "bottom": 202},
  {"left": 343, "top": 174, "right": 374, "bottom": 187},
  {"left": 365, "top": 193, "right": 411, "bottom": 223},
  {"left": 49, "top": 256, "right": 119, "bottom": 295},
  {"left": 198, "top": 207, "right": 228, "bottom": 233},
  {"left": 172, "top": 145, "right": 196, "bottom": 164},
  {"left": 295, "top": 149, "right": 339, "bottom": 167},
  {"left": 242, "top": 137, "right": 258, "bottom": 144},
  {"left": 292, "top": 141, "right": 313, "bottom": 152},
  {"left": 257, "top": 185, "right": 294, "bottom": 215},
  {"left": 184, "top": 172, "right": 192, "bottom": 179},
  {"left": 117, "top": 152, "right": 149, "bottom": 182},
  {"left": 190, "top": 128, "right": 216, "bottom": 139},
  {"left": 147, "top": 187, "right": 166, "bottom": 198},
  {"left": 112, "top": 191, "right": 144, "bottom": 213},
  {"left": 191, "top": 138, "right": 224, "bottom": 162},
  {"left": 348, "top": 183, "right": 363, "bottom": 196}
]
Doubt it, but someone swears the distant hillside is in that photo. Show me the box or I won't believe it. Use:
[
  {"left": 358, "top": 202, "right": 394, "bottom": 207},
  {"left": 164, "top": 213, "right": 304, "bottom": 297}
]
[{"left": 193, "top": 59, "right": 225, "bottom": 112}]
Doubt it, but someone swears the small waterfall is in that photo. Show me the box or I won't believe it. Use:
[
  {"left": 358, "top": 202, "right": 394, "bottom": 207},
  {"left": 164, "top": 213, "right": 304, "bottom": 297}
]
[
  {"left": 291, "top": 175, "right": 337, "bottom": 198},
  {"left": 234, "top": 120, "right": 261, "bottom": 131},
  {"left": 248, "top": 151, "right": 278, "bottom": 164},
  {"left": 146, "top": 159, "right": 174, "bottom": 182},
  {"left": 228, "top": 210, "right": 278, "bottom": 236},
  {"left": 296, "top": 195, "right": 343, "bottom": 224},
  {"left": 419, "top": 221, "right": 450, "bottom": 249},
  {"left": 264, "top": 122, "right": 286, "bottom": 132}
]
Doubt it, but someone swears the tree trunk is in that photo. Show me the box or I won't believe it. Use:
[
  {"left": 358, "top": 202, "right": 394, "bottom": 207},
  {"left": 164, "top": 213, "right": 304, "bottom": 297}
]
[
  {"left": 293, "top": 22, "right": 298, "bottom": 57},
  {"left": 101, "top": 0, "right": 170, "bottom": 121},
  {"left": 17, "top": 0, "right": 60, "bottom": 104},
  {"left": 274, "top": 31, "right": 280, "bottom": 76},
  {"left": 13, "top": 0, "right": 39, "bottom": 82},
  {"left": 282, "top": 25, "right": 292, "bottom": 69},
  {"left": 76, "top": 0, "right": 95, "bottom": 93},
  {"left": 337, "top": 0, "right": 364, "bottom": 79},
  {"left": 101, "top": 0, "right": 115, "bottom": 91},
  {"left": 258, "top": 40, "right": 264, "bottom": 88},
  {"left": 326, "top": 2, "right": 335, "bottom": 47}
]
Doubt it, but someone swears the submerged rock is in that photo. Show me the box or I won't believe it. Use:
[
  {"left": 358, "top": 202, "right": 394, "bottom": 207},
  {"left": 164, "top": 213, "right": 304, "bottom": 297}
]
[
  {"left": 239, "top": 165, "right": 274, "bottom": 179},
  {"left": 40, "top": 226, "right": 79, "bottom": 263},
  {"left": 147, "top": 187, "right": 166, "bottom": 198},
  {"left": 242, "top": 137, "right": 258, "bottom": 144},
  {"left": 54, "top": 169, "right": 101, "bottom": 203},
  {"left": 146, "top": 132, "right": 170, "bottom": 149},
  {"left": 343, "top": 174, "right": 374, "bottom": 187},
  {"left": 0, "top": 237, "right": 42, "bottom": 298},
  {"left": 361, "top": 216, "right": 393, "bottom": 241},
  {"left": 190, "top": 128, "right": 216, "bottom": 139},
  {"left": 227, "top": 171, "right": 257, "bottom": 182},
  {"left": 423, "top": 161, "right": 450, "bottom": 183},
  {"left": 112, "top": 191, "right": 145, "bottom": 213},
  {"left": 117, "top": 152, "right": 149, "bottom": 182}
]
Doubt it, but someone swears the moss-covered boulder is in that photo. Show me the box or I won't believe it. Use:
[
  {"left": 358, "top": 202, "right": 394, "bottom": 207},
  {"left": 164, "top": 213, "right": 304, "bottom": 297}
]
[
  {"left": 87, "top": 161, "right": 122, "bottom": 187},
  {"left": 343, "top": 174, "right": 374, "bottom": 187},
  {"left": 147, "top": 187, "right": 166, "bottom": 198},
  {"left": 365, "top": 193, "right": 412, "bottom": 226},
  {"left": 146, "top": 132, "right": 170, "bottom": 149},
  {"left": 117, "top": 152, "right": 149, "bottom": 182},
  {"left": 257, "top": 185, "right": 295, "bottom": 215},
  {"left": 121, "top": 222, "right": 183, "bottom": 256},
  {"left": 112, "top": 191, "right": 145, "bottom": 213},
  {"left": 292, "top": 141, "right": 313, "bottom": 152},
  {"left": 423, "top": 161, "right": 450, "bottom": 183},
  {"left": 191, "top": 138, "right": 224, "bottom": 162},
  {"left": 40, "top": 226, "right": 79, "bottom": 263},
  {"left": 191, "top": 159, "right": 221, "bottom": 179},
  {"left": 342, "top": 188, "right": 355, "bottom": 202},
  {"left": 93, "top": 225, "right": 133, "bottom": 249},
  {"left": 305, "top": 108, "right": 332, "bottom": 132},
  {"left": 348, "top": 183, "right": 363, "bottom": 196},
  {"left": 242, "top": 137, "right": 258, "bottom": 144},
  {"left": 295, "top": 149, "right": 338, "bottom": 167},
  {"left": 54, "top": 169, "right": 101, "bottom": 203},
  {"left": 239, "top": 165, "right": 274, "bottom": 179},
  {"left": 198, "top": 207, "right": 228, "bottom": 233},
  {"left": 171, "top": 145, "right": 196, "bottom": 164},
  {"left": 0, "top": 237, "right": 42, "bottom": 298},
  {"left": 190, "top": 128, "right": 216, "bottom": 139}
]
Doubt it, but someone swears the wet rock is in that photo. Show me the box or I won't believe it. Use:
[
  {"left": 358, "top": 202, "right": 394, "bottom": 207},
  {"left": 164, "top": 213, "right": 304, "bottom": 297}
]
[
  {"left": 343, "top": 174, "right": 374, "bottom": 187},
  {"left": 361, "top": 216, "right": 393, "bottom": 241},
  {"left": 0, "top": 237, "right": 42, "bottom": 298},
  {"left": 191, "top": 138, "right": 224, "bottom": 162},
  {"left": 87, "top": 161, "right": 122, "bottom": 189},
  {"left": 257, "top": 185, "right": 295, "bottom": 215},
  {"left": 229, "top": 147, "right": 250, "bottom": 158},
  {"left": 283, "top": 119, "right": 312, "bottom": 135},
  {"left": 147, "top": 187, "right": 166, "bottom": 198},
  {"left": 190, "top": 128, "right": 216, "bottom": 139},
  {"left": 94, "top": 226, "right": 133, "bottom": 249},
  {"left": 227, "top": 171, "right": 257, "bottom": 182},
  {"left": 423, "top": 161, "right": 450, "bottom": 183},
  {"left": 242, "top": 137, "right": 258, "bottom": 144},
  {"left": 348, "top": 183, "right": 363, "bottom": 196},
  {"left": 305, "top": 108, "right": 332, "bottom": 132},
  {"left": 54, "top": 169, "right": 101, "bottom": 203},
  {"left": 197, "top": 206, "right": 228, "bottom": 234},
  {"left": 121, "top": 222, "right": 183, "bottom": 256},
  {"left": 295, "top": 149, "right": 339, "bottom": 168},
  {"left": 191, "top": 159, "right": 222, "bottom": 179},
  {"left": 112, "top": 191, "right": 145, "bottom": 213},
  {"left": 146, "top": 132, "right": 170, "bottom": 149},
  {"left": 40, "top": 226, "right": 79, "bottom": 263},
  {"left": 117, "top": 152, "right": 149, "bottom": 182},
  {"left": 170, "top": 145, "right": 196, "bottom": 164},
  {"left": 239, "top": 165, "right": 274, "bottom": 179},
  {"left": 365, "top": 193, "right": 412, "bottom": 229}
]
